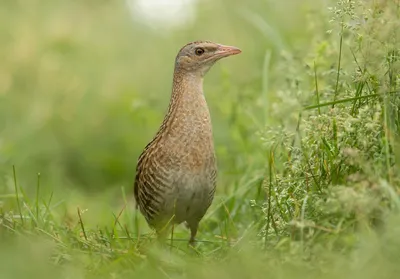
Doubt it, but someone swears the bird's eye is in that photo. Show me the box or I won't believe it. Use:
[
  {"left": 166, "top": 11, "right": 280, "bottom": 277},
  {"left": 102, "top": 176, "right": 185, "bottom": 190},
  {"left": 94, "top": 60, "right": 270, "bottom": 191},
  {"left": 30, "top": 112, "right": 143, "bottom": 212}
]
[{"left": 195, "top": 48, "right": 205, "bottom": 56}]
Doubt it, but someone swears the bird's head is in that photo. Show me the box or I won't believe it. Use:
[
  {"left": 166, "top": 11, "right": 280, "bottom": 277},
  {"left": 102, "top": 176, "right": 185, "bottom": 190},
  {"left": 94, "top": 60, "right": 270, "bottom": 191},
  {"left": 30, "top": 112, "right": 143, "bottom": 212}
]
[{"left": 175, "top": 41, "right": 241, "bottom": 76}]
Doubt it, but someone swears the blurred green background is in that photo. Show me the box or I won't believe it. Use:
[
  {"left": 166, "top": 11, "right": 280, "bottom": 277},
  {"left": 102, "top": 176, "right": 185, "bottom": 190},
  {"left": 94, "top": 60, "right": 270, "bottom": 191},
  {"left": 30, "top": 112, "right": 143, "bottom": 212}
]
[{"left": 0, "top": 0, "right": 321, "bottom": 197}]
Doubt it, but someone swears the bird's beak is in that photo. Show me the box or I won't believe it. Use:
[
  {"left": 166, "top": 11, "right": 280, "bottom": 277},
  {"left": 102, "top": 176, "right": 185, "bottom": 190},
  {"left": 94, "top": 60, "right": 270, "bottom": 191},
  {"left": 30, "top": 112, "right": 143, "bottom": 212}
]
[{"left": 214, "top": 44, "right": 242, "bottom": 58}]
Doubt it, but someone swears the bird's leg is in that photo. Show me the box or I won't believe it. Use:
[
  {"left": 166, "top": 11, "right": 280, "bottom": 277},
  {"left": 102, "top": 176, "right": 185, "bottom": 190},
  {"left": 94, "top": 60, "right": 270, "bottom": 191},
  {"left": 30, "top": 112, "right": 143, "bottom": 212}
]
[
  {"left": 170, "top": 223, "right": 175, "bottom": 251},
  {"left": 155, "top": 219, "right": 173, "bottom": 246},
  {"left": 188, "top": 222, "right": 199, "bottom": 247}
]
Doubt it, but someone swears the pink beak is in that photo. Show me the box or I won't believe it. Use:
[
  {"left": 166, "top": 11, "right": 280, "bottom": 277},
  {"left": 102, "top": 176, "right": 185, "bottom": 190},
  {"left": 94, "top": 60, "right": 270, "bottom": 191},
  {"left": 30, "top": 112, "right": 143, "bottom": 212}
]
[{"left": 215, "top": 44, "right": 242, "bottom": 57}]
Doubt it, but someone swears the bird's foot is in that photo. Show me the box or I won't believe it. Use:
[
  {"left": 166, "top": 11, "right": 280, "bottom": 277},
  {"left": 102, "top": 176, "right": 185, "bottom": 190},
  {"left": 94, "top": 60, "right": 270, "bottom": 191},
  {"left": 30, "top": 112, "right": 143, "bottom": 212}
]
[{"left": 188, "top": 237, "right": 195, "bottom": 246}]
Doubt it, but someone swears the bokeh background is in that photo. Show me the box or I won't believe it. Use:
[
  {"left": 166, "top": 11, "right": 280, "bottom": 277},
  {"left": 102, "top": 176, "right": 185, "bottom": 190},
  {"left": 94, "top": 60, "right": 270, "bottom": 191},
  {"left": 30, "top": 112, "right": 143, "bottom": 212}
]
[{"left": 0, "top": 0, "right": 322, "bottom": 200}]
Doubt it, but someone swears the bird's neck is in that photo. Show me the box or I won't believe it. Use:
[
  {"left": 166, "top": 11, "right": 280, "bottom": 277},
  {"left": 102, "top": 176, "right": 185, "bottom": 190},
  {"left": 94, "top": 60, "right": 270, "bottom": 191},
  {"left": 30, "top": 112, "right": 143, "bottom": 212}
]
[
  {"left": 170, "top": 71, "right": 204, "bottom": 107},
  {"left": 160, "top": 70, "right": 212, "bottom": 138}
]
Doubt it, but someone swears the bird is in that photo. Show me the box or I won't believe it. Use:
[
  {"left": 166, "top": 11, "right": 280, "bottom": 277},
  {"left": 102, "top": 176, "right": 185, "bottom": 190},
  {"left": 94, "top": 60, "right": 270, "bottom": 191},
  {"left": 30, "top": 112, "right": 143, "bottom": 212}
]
[{"left": 133, "top": 40, "right": 241, "bottom": 246}]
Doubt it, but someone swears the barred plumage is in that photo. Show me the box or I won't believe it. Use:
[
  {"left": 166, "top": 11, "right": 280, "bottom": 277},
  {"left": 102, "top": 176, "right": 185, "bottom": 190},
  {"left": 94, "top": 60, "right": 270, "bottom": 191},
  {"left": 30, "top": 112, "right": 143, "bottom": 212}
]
[{"left": 133, "top": 41, "right": 241, "bottom": 246}]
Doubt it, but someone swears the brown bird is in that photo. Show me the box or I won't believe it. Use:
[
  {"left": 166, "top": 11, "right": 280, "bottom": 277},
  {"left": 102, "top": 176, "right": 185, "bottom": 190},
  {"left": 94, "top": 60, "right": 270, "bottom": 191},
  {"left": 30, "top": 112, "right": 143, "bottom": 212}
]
[{"left": 134, "top": 40, "right": 241, "bottom": 246}]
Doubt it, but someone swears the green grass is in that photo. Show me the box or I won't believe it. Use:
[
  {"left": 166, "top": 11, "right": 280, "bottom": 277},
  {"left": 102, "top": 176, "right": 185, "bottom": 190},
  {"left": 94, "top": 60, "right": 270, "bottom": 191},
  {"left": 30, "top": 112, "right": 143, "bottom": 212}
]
[{"left": 1, "top": 0, "right": 400, "bottom": 278}]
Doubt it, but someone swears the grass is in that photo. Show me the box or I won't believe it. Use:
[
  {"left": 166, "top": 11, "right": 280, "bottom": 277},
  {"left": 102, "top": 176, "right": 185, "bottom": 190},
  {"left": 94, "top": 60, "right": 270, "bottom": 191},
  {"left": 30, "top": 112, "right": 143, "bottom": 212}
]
[{"left": 1, "top": 0, "right": 399, "bottom": 278}]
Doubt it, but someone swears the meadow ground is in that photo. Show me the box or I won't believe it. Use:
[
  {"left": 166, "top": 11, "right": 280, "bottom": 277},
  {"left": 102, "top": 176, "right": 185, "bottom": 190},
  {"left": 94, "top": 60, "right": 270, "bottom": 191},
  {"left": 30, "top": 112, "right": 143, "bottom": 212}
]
[{"left": 0, "top": 0, "right": 399, "bottom": 278}]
